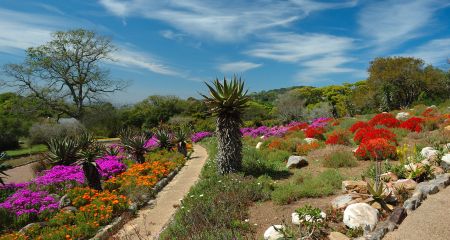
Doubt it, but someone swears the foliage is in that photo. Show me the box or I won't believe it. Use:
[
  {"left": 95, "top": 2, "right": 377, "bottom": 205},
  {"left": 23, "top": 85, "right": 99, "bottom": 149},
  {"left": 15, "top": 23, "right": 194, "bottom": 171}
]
[
  {"left": 322, "top": 151, "right": 358, "bottom": 168},
  {"left": 275, "top": 90, "right": 305, "bottom": 122},
  {"left": 29, "top": 121, "right": 85, "bottom": 146},
  {"left": 120, "top": 129, "right": 148, "bottom": 163},
  {"left": 271, "top": 170, "right": 343, "bottom": 204},
  {"left": 46, "top": 136, "right": 80, "bottom": 165},
  {"left": 304, "top": 126, "right": 325, "bottom": 139}
]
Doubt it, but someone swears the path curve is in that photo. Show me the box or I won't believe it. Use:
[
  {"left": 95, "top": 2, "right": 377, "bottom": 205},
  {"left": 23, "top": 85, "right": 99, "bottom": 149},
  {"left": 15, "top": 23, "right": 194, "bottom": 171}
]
[
  {"left": 112, "top": 144, "right": 208, "bottom": 240},
  {"left": 4, "top": 162, "right": 38, "bottom": 184},
  {"left": 383, "top": 186, "right": 450, "bottom": 240}
]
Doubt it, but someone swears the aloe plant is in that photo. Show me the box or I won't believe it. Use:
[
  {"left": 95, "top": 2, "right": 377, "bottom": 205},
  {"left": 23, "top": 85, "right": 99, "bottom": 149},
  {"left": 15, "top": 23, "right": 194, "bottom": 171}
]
[
  {"left": 0, "top": 153, "right": 12, "bottom": 185},
  {"left": 76, "top": 142, "right": 103, "bottom": 190},
  {"left": 120, "top": 129, "right": 148, "bottom": 163},
  {"left": 367, "top": 180, "right": 392, "bottom": 212},
  {"left": 201, "top": 76, "right": 249, "bottom": 174},
  {"left": 174, "top": 127, "right": 189, "bottom": 157},
  {"left": 154, "top": 128, "right": 174, "bottom": 151},
  {"left": 46, "top": 136, "right": 79, "bottom": 165}
]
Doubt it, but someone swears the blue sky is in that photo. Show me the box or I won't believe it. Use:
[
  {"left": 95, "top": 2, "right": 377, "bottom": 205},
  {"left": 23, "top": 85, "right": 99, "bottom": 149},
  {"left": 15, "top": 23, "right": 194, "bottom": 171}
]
[{"left": 0, "top": 0, "right": 449, "bottom": 104}]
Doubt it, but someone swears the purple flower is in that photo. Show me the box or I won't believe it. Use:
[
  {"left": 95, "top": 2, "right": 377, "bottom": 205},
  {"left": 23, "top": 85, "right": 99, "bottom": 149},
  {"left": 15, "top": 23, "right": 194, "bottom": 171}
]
[
  {"left": 95, "top": 155, "right": 127, "bottom": 179},
  {"left": 191, "top": 132, "right": 213, "bottom": 143},
  {"left": 0, "top": 182, "right": 29, "bottom": 190},
  {"left": 310, "top": 117, "right": 332, "bottom": 128},
  {"left": 0, "top": 188, "right": 59, "bottom": 216},
  {"left": 34, "top": 165, "right": 84, "bottom": 186},
  {"left": 144, "top": 136, "right": 159, "bottom": 149}
]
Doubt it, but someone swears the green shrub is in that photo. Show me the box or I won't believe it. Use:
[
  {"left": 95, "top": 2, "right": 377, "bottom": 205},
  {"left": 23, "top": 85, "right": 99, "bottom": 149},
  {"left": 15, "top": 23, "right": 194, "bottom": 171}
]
[
  {"left": 271, "top": 170, "right": 343, "bottom": 204},
  {"left": 391, "top": 128, "right": 410, "bottom": 142},
  {"left": 29, "top": 122, "right": 85, "bottom": 146},
  {"left": 322, "top": 151, "right": 358, "bottom": 168},
  {"left": 242, "top": 147, "right": 289, "bottom": 178}
]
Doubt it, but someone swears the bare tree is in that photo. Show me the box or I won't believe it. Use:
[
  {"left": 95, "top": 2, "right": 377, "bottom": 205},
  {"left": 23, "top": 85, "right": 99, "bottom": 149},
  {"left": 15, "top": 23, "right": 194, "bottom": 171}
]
[
  {"left": 275, "top": 90, "right": 305, "bottom": 123},
  {"left": 2, "top": 29, "right": 127, "bottom": 119}
]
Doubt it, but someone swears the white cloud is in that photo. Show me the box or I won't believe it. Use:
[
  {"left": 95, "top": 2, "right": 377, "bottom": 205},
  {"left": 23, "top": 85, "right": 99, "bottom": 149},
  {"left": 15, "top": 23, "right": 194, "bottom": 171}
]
[
  {"left": 218, "top": 61, "right": 262, "bottom": 73},
  {"left": 358, "top": 0, "right": 449, "bottom": 50},
  {"left": 160, "top": 30, "right": 185, "bottom": 41},
  {"left": 402, "top": 38, "right": 450, "bottom": 65},
  {"left": 98, "top": 0, "right": 357, "bottom": 42},
  {"left": 246, "top": 32, "right": 355, "bottom": 63}
]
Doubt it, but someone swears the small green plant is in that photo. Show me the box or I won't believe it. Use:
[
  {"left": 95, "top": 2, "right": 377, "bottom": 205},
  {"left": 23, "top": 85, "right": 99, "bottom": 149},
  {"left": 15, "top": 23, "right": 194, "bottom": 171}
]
[
  {"left": 155, "top": 128, "right": 174, "bottom": 151},
  {"left": 76, "top": 141, "right": 104, "bottom": 190},
  {"left": 367, "top": 180, "right": 392, "bottom": 212},
  {"left": 46, "top": 136, "right": 79, "bottom": 165},
  {"left": 346, "top": 226, "right": 364, "bottom": 238},
  {"left": 173, "top": 126, "right": 189, "bottom": 156},
  {"left": 120, "top": 129, "right": 148, "bottom": 163},
  {"left": 322, "top": 151, "right": 358, "bottom": 168}
]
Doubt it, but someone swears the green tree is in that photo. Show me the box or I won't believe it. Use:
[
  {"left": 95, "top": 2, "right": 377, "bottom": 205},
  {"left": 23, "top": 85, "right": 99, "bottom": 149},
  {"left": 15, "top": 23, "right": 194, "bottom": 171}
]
[
  {"left": 275, "top": 90, "right": 305, "bottom": 123},
  {"left": 201, "top": 77, "right": 249, "bottom": 174},
  {"left": 3, "top": 29, "right": 127, "bottom": 120}
]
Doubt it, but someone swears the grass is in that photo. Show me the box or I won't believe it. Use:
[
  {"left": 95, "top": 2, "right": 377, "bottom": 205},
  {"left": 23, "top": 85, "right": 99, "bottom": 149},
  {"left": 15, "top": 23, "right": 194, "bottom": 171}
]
[
  {"left": 271, "top": 170, "right": 343, "bottom": 205},
  {"left": 322, "top": 151, "right": 358, "bottom": 168},
  {"left": 5, "top": 144, "right": 47, "bottom": 158}
]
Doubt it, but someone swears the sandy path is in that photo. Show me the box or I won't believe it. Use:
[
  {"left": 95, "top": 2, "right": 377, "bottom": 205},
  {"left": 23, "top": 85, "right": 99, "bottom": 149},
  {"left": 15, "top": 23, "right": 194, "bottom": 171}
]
[
  {"left": 112, "top": 144, "right": 208, "bottom": 240},
  {"left": 383, "top": 186, "right": 450, "bottom": 240},
  {"left": 4, "top": 162, "right": 38, "bottom": 184}
]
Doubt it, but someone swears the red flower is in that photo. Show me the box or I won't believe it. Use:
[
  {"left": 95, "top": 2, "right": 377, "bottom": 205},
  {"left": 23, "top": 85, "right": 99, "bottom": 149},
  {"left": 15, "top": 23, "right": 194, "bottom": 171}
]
[
  {"left": 325, "top": 130, "right": 351, "bottom": 145},
  {"left": 399, "top": 117, "right": 423, "bottom": 132},
  {"left": 288, "top": 122, "right": 309, "bottom": 132},
  {"left": 354, "top": 127, "right": 397, "bottom": 144},
  {"left": 304, "top": 127, "right": 325, "bottom": 139},
  {"left": 422, "top": 108, "right": 438, "bottom": 117},
  {"left": 355, "top": 138, "right": 397, "bottom": 160},
  {"left": 349, "top": 121, "right": 369, "bottom": 133},
  {"left": 368, "top": 113, "right": 399, "bottom": 128}
]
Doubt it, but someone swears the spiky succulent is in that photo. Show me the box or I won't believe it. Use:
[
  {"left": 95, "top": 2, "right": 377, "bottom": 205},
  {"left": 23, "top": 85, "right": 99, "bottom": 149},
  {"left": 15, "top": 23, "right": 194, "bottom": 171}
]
[
  {"left": 76, "top": 142, "right": 104, "bottom": 190},
  {"left": 120, "top": 129, "right": 148, "bottom": 163},
  {"left": 201, "top": 76, "right": 250, "bottom": 118},
  {"left": 154, "top": 128, "right": 174, "bottom": 151},
  {"left": 174, "top": 126, "right": 190, "bottom": 156},
  {"left": 46, "top": 136, "right": 79, "bottom": 165}
]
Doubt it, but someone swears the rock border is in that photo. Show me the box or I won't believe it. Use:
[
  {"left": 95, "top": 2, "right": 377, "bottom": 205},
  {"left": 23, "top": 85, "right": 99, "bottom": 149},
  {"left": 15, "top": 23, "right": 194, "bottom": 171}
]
[
  {"left": 89, "top": 165, "right": 183, "bottom": 240},
  {"left": 363, "top": 173, "right": 450, "bottom": 240}
]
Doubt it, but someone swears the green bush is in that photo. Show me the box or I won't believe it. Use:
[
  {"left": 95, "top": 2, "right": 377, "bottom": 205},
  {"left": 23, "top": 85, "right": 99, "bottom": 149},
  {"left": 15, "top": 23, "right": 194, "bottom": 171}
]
[
  {"left": 0, "top": 115, "right": 25, "bottom": 151},
  {"left": 29, "top": 122, "right": 85, "bottom": 145},
  {"left": 242, "top": 147, "right": 289, "bottom": 178},
  {"left": 271, "top": 170, "right": 343, "bottom": 205},
  {"left": 322, "top": 151, "right": 358, "bottom": 168}
]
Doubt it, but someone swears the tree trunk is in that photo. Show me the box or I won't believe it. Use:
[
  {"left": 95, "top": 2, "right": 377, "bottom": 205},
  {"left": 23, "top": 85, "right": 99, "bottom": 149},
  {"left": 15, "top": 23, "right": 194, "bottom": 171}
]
[
  {"left": 216, "top": 115, "right": 242, "bottom": 174},
  {"left": 82, "top": 163, "right": 102, "bottom": 191},
  {"left": 177, "top": 142, "right": 187, "bottom": 157},
  {"left": 135, "top": 153, "right": 145, "bottom": 164}
]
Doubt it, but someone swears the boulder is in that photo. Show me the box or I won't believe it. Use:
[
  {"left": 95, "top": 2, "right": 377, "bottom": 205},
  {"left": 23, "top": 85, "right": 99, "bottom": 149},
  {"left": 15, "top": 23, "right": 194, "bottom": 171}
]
[
  {"left": 59, "top": 194, "right": 71, "bottom": 209},
  {"left": 256, "top": 142, "right": 263, "bottom": 149},
  {"left": 342, "top": 180, "right": 368, "bottom": 194},
  {"left": 19, "top": 222, "right": 46, "bottom": 234},
  {"left": 393, "top": 179, "right": 417, "bottom": 190},
  {"left": 331, "top": 194, "right": 354, "bottom": 209},
  {"left": 304, "top": 138, "right": 318, "bottom": 144},
  {"left": 396, "top": 112, "right": 410, "bottom": 121},
  {"left": 445, "top": 125, "right": 450, "bottom": 132},
  {"left": 286, "top": 156, "right": 308, "bottom": 169},
  {"left": 420, "top": 147, "right": 439, "bottom": 160},
  {"left": 388, "top": 207, "right": 407, "bottom": 225},
  {"left": 328, "top": 231, "right": 350, "bottom": 240},
  {"left": 441, "top": 154, "right": 450, "bottom": 171},
  {"left": 343, "top": 203, "right": 379, "bottom": 231},
  {"left": 263, "top": 225, "right": 285, "bottom": 240},
  {"left": 432, "top": 166, "right": 445, "bottom": 175}
]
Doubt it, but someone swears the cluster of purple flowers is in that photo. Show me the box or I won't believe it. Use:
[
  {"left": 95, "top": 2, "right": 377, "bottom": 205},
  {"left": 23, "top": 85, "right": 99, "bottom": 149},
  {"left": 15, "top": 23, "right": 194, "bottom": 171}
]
[
  {"left": 241, "top": 126, "right": 289, "bottom": 138},
  {"left": 144, "top": 135, "right": 159, "bottom": 149},
  {"left": 0, "top": 182, "right": 29, "bottom": 191},
  {"left": 191, "top": 131, "right": 213, "bottom": 143},
  {"left": 34, "top": 165, "right": 84, "bottom": 186},
  {"left": 309, "top": 117, "right": 332, "bottom": 128},
  {"left": 96, "top": 155, "right": 127, "bottom": 179},
  {"left": 0, "top": 188, "right": 59, "bottom": 216}
]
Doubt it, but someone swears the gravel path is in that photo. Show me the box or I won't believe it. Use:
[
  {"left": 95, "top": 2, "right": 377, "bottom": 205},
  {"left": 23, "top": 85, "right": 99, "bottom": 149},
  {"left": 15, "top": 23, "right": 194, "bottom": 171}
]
[
  {"left": 383, "top": 186, "right": 450, "bottom": 240},
  {"left": 112, "top": 144, "right": 209, "bottom": 240},
  {"left": 4, "top": 162, "right": 38, "bottom": 184}
]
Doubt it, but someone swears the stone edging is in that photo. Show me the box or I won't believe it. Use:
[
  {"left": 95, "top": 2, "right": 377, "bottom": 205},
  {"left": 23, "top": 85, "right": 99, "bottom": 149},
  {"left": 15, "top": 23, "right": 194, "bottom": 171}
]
[
  {"left": 363, "top": 173, "right": 450, "bottom": 240},
  {"left": 89, "top": 165, "right": 184, "bottom": 240}
]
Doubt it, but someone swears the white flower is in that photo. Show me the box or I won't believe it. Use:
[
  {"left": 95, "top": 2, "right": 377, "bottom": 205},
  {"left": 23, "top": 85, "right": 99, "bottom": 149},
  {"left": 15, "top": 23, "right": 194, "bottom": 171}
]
[
  {"left": 244, "top": 219, "right": 249, "bottom": 222},
  {"left": 199, "top": 194, "right": 204, "bottom": 197}
]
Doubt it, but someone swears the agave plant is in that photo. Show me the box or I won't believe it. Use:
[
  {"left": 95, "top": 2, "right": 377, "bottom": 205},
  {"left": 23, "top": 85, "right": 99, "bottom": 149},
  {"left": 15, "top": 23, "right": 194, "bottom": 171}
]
[
  {"left": 0, "top": 152, "right": 12, "bottom": 185},
  {"left": 155, "top": 128, "right": 174, "bottom": 151},
  {"left": 174, "top": 126, "right": 190, "bottom": 157},
  {"left": 201, "top": 76, "right": 249, "bottom": 174},
  {"left": 46, "top": 136, "right": 79, "bottom": 165},
  {"left": 76, "top": 142, "right": 103, "bottom": 190},
  {"left": 105, "top": 144, "right": 122, "bottom": 156},
  {"left": 367, "top": 180, "right": 392, "bottom": 212},
  {"left": 120, "top": 129, "right": 148, "bottom": 163}
]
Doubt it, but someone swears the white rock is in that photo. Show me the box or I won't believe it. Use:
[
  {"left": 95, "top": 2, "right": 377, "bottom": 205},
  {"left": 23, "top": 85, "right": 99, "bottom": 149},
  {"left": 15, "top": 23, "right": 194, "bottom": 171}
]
[
  {"left": 292, "top": 212, "right": 301, "bottom": 225},
  {"left": 396, "top": 112, "right": 410, "bottom": 121},
  {"left": 331, "top": 194, "right": 354, "bottom": 209},
  {"left": 286, "top": 156, "right": 308, "bottom": 169},
  {"left": 263, "top": 225, "right": 285, "bottom": 240},
  {"left": 343, "top": 203, "right": 378, "bottom": 231},
  {"left": 421, "top": 147, "right": 439, "bottom": 160},
  {"left": 256, "top": 142, "right": 263, "bottom": 149},
  {"left": 404, "top": 163, "right": 417, "bottom": 172},
  {"left": 441, "top": 153, "right": 450, "bottom": 170},
  {"left": 393, "top": 179, "right": 417, "bottom": 190},
  {"left": 260, "top": 135, "right": 265, "bottom": 139},
  {"left": 304, "top": 138, "right": 318, "bottom": 144}
]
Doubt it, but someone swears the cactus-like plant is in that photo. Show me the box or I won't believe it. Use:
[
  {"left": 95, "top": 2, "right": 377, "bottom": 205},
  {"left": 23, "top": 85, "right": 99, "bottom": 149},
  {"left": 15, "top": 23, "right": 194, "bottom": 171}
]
[
  {"left": 120, "top": 129, "right": 148, "bottom": 163},
  {"left": 46, "top": 136, "right": 79, "bottom": 165},
  {"left": 174, "top": 126, "right": 190, "bottom": 157},
  {"left": 154, "top": 128, "right": 174, "bottom": 151},
  {"left": 201, "top": 76, "right": 249, "bottom": 174},
  {"left": 76, "top": 142, "right": 103, "bottom": 190}
]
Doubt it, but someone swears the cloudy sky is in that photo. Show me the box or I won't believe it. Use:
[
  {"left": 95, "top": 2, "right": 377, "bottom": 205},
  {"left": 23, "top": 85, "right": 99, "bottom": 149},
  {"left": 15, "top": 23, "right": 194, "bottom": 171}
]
[{"left": 0, "top": 0, "right": 449, "bottom": 103}]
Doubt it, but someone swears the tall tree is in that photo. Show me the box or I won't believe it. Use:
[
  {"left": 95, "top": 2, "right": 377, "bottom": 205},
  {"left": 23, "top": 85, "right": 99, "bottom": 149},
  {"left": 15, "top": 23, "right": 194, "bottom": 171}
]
[
  {"left": 2, "top": 29, "right": 127, "bottom": 119},
  {"left": 201, "top": 77, "right": 249, "bottom": 174}
]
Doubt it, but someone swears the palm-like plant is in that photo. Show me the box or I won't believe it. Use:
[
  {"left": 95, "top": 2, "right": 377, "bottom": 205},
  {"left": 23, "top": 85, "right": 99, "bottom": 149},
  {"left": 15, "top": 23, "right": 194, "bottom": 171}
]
[
  {"left": 174, "top": 126, "right": 190, "bottom": 157},
  {"left": 201, "top": 76, "right": 249, "bottom": 174},
  {"left": 76, "top": 142, "right": 103, "bottom": 190},
  {"left": 0, "top": 152, "right": 12, "bottom": 185},
  {"left": 155, "top": 128, "right": 174, "bottom": 151},
  {"left": 120, "top": 129, "right": 148, "bottom": 163},
  {"left": 46, "top": 136, "right": 79, "bottom": 165}
]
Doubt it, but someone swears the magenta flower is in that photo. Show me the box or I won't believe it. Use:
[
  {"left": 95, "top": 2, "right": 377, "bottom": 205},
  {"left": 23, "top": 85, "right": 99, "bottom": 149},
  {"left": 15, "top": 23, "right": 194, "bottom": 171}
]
[
  {"left": 191, "top": 132, "right": 213, "bottom": 143},
  {"left": 0, "top": 188, "right": 59, "bottom": 216},
  {"left": 96, "top": 155, "right": 127, "bottom": 179}
]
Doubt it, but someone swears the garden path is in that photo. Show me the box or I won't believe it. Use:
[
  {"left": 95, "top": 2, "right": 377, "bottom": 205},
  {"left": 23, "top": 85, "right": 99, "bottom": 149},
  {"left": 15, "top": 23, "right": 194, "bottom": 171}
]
[
  {"left": 383, "top": 186, "right": 450, "bottom": 240},
  {"left": 112, "top": 144, "right": 208, "bottom": 240},
  {"left": 4, "top": 161, "right": 37, "bottom": 184}
]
